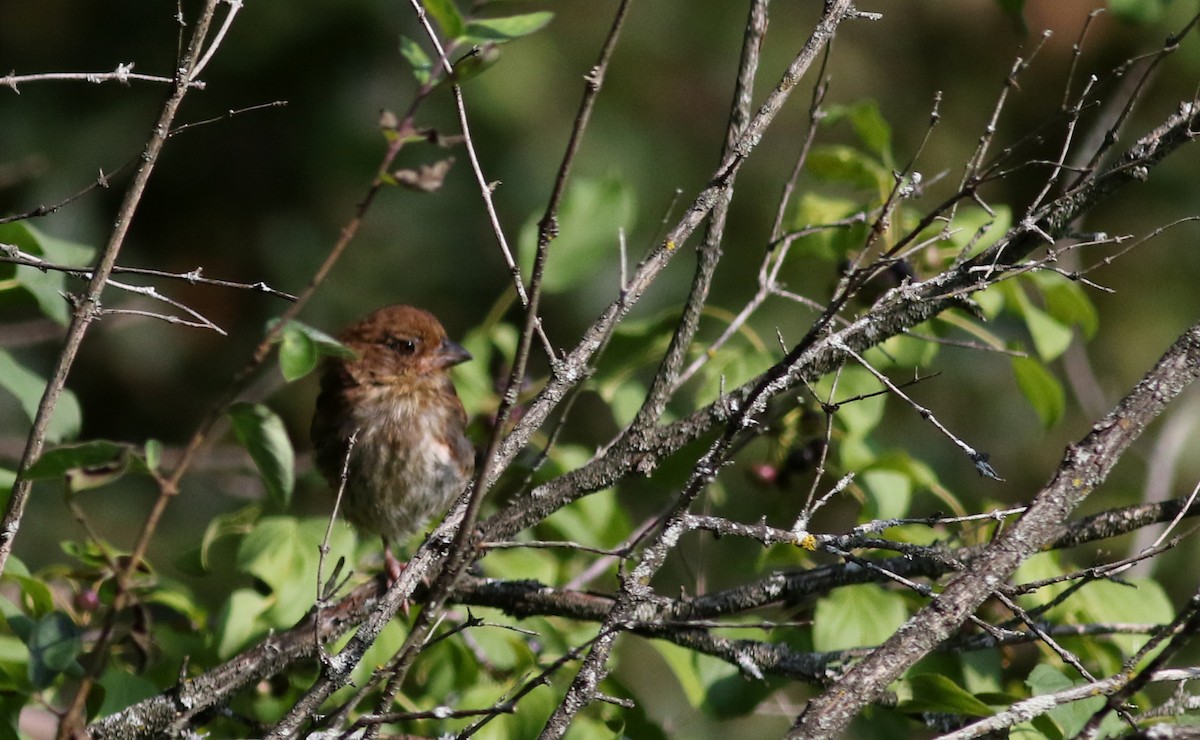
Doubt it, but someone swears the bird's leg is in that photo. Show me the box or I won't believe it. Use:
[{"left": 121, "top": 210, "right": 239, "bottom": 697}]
[
  {"left": 381, "top": 538, "right": 412, "bottom": 617},
  {"left": 382, "top": 537, "right": 406, "bottom": 586}
]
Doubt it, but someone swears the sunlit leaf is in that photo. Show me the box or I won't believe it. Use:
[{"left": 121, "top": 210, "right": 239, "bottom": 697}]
[
  {"left": 816, "top": 365, "right": 887, "bottom": 441},
  {"left": 423, "top": 0, "right": 466, "bottom": 40},
  {"left": 825, "top": 99, "right": 893, "bottom": 164},
  {"left": 656, "top": 641, "right": 715, "bottom": 710},
  {"left": 214, "top": 588, "right": 271, "bottom": 658},
  {"left": 463, "top": 12, "right": 554, "bottom": 44},
  {"left": 1073, "top": 578, "right": 1173, "bottom": 656},
  {"left": 143, "top": 439, "right": 163, "bottom": 474},
  {"left": 860, "top": 468, "right": 911, "bottom": 521},
  {"left": 182, "top": 504, "right": 263, "bottom": 575},
  {"left": 806, "top": 145, "right": 889, "bottom": 191},
  {"left": 279, "top": 324, "right": 318, "bottom": 382},
  {"left": 944, "top": 205, "right": 1012, "bottom": 260},
  {"left": 1014, "top": 289, "right": 1074, "bottom": 362},
  {"left": 235, "top": 516, "right": 358, "bottom": 627},
  {"left": 268, "top": 319, "right": 355, "bottom": 382},
  {"left": 227, "top": 403, "right": 295, "bottom": 508},
  {"left": 868, "top": 329, "right": 939, "bottom": 368},
  {"left": 541, "top": 482, "right": 627, "bottom": 548},
  {"left": 813, "top": 584, "right": 907, "bottom": 651},
  {"left": 698, "top": 346, "right": 771, "bottom": 409},
  {"left": 1023, "top": 665, "right": 1103, "bottom": 738},
  {"left": 785, "top": 192, "right": 868, "bottom": 263}
]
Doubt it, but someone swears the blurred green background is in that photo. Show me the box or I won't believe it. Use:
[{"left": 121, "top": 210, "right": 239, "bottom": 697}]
[{"left": 3, "top": 0, "right": 1200, "bottom": 608}]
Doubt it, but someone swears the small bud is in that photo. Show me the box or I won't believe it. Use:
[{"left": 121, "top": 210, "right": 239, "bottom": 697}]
[{"left": 74, "top": 589, "right": 101, "bottom": 613}]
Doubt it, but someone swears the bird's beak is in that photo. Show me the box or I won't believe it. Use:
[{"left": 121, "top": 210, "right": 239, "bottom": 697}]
[{"left": 436, "top": 338, "right": 473, "bottom": 368}]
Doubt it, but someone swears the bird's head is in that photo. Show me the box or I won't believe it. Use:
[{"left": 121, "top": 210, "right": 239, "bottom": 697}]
[{"left": 335, "top": 304, "right": 472, "bottom": 384}]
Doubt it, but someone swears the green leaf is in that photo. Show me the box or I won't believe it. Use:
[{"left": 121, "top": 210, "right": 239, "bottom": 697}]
[
  {"left": 1024, "top": 664, "right": 1104, "bottom": 738},
  {"left": 899, "top": 673, "right": 995, "bottom": 718},
  {"left": 0, "top": 222, "right": 95, "bottom": 325},
  {"left": 697, "top": 345, "right": 772, "bottom": 409},
  {"left": 143, "top": 439, "right": 163, "bottom": 474},
  {"left": 806, "top": 145, "right": 889, "bottom": 191},
  {"left": 23, "top": 440, "right": 133, "bottom": 481},
  {"left": 1012, "top": 287, "right": 1074, "bottom": 362},
  {"left": 1108, "top": 0, "right": 1166, "bottom": 24},
  {"left": 399, "top": 35, "right": 433, "bottom": 85},
  {"left": 1011, "top": 355, "right": 1064, "bottom": 428},
  {"left": 145, "top": 587, "right": 206, "bottom": 627},
  {"left": 227, "top": 403, "right": 295, "bottom": 508},
  {"left": 215, "top": 588, "right": 271, "bottom": 658},
  {"left": 0, "top": 349, "right": 82, "bottom": 443},
  {"left": 943, "top": 205, "right": 1012, "bottom": 260},
  {"left": 236, "top": 519, "right": 306, "bottom": 589},
  {"left": 268, "top": 319, "right": 355, "bottom": 382},
  {"left": 279, "top": 324, "right": 318, "bottom": 381},
  {"left": 25, "top": 612, "right": 81, "bottom": 689},
  {"left": 1073, "top": 578, "right": 1173, "bottom": 656},
  {"left": 422, "top": 0, "right": 466, "bottom": 40},
  {"left": 9, "top": 575, "right": 54, "bottom": 618},
  {"left": 542, "top": 484, "right": 627, "bottom": 549},
  {"left": 816, "top": 365, "right": 887, "bottom": 442},
  {"left": 656, "top": 641, "right": 714, "bottom": 710},
  {"left": 96, "top": 670, "right": 159, "bottom": 717},
  {"left": 1033, "top": 272, "right": 1099, "bottom": 339},
  {"left": 448, "top": 44, "right": 501, "bottom": 84},
  {"left": 267, "top": 319, "right": 355, "bottom": 358},
  {"left": 869, "top": 328, "right": 940, "bottom": 369},
  {"left": 189, "top": 501, "right": 262, "bottom": 570},
  {"left": 813, "top": 584, "right": 908, "bottom": 651},
  {"left": 454, "top": 322, "right": 515, "bottom": 417},
  {"left": 860, "top": 468, "right": 911, "bottom": 521},
  {"left": 605, "top": 381, "right": 647, "bottom": 429},
  {"left": 463, "top": 12, "right": 554, "bottom": 44},
  {"left": 517, "top": 175, "right": 636, "bottom": 293},
  {"left": 784, "top": 192, "right": 866, "bottom": 263},
  {"left": 235, "top": 517, "right": 358, "bottom": 627},
  {"left": 825, "top": 99, "right": 892, "bottom": 164}
]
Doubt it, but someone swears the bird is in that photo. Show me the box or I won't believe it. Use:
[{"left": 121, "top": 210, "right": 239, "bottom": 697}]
[{"left": 310, "top": 304, "right": 474, "bottom": 583}]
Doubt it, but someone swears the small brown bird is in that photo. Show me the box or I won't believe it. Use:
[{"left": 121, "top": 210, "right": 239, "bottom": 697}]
[{"left": 310, "top": 305, "right": 474, "bottom": 582}]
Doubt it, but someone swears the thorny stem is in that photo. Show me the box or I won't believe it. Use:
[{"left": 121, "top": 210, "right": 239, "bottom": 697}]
[
  {"left": 631, "top": 0, "right": 767, "bottom": 428},
  {"left": 269, "top": 2, "right": 637, "bottom": 735},
  {"left": 790, "top": 318, "right": 1200, "bottom": 738},
  {"left": 38, "top": 4, "right": 225, "bottom": 734},
  {"left": 369, "top": 0, "right": 636, "bottom": 723},
  {"left": 539, "top": 1, "right": 865, "bottom": 735}
]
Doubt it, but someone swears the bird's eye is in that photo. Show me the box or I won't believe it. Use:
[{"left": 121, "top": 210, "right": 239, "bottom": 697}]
[{"left": 385, "top": 336, "right": 418, "bottom": 355}]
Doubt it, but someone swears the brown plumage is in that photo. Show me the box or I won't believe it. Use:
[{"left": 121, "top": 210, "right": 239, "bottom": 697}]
[{"left": 310, "top": 305, "right": 474, "bottom": 581}]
